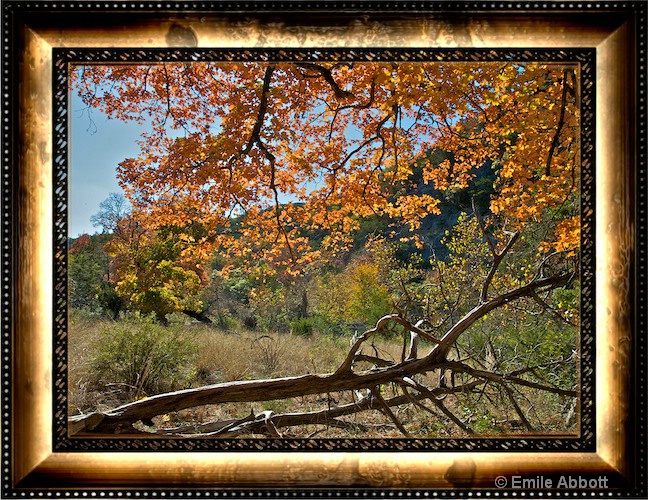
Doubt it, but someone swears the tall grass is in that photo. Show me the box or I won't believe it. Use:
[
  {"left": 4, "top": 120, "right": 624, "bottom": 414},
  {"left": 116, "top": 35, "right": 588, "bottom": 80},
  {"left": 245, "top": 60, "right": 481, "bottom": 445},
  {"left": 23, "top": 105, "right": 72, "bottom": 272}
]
[
  {"left": 192, "top": 327, "right": 350, "bottom": 382},
  {"left": 68, "top": 311, "right": 114, "bottom": 414},
  {"left": 69, "top": 313, "right": 406, "bottom": 413},
  {"left": 68, "top": 314, "right": 575, "bottom": 437}
]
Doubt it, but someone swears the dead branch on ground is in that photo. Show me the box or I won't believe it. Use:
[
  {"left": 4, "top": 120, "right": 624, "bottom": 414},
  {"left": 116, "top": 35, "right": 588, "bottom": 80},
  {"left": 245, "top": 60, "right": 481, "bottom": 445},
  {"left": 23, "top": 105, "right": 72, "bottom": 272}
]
[{"left": 69, "top": 219, "right": 577, "bottom": 438}]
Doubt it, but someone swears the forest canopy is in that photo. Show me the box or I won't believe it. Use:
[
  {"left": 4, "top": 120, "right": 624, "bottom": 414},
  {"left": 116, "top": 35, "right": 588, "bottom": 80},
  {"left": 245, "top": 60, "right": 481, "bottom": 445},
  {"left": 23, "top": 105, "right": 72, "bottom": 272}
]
[
  {"left": 73, "top": 61, "right": 579, "bottom": 270},
  {"left": 69, "top": 59, "right": 582, "bottom": 438}
]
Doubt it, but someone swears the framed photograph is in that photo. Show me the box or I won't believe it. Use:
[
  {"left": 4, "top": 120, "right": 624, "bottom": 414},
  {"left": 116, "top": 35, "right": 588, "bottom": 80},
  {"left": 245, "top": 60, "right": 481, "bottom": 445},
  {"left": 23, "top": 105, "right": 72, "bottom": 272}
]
[{"left": 2, "top": 1, "right": 646, "bottom": 497}]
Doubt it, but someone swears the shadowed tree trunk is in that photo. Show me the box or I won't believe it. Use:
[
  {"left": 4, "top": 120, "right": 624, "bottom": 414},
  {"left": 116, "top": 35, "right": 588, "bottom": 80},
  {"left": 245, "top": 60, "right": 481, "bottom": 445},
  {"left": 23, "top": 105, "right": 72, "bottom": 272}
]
[{"left": 183, "top": 309, "right": 213, "bottom": 324}]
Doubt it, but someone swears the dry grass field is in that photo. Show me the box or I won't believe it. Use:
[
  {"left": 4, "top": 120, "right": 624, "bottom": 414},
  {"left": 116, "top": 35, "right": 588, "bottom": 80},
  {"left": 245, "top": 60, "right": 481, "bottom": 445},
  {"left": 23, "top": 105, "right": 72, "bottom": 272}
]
[{"left": 68, "top": 312, "right": 576, "bottom": 439}]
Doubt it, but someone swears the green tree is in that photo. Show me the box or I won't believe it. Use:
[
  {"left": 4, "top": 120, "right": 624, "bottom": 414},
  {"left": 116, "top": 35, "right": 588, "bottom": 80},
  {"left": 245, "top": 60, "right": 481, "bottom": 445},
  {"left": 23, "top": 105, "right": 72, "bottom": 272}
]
[
  {"left": 106, "top": 217, "right": 208, "bottom": 325},
  {"left": 68, "top": 233, "right": 123, "bottom": 317}
]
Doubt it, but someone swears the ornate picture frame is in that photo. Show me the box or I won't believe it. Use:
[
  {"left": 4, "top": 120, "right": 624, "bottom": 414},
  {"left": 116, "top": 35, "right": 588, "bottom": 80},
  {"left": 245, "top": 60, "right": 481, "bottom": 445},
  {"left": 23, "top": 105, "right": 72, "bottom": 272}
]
[{"left": 2, "top": 1, "right": 646, "bottom": 496}]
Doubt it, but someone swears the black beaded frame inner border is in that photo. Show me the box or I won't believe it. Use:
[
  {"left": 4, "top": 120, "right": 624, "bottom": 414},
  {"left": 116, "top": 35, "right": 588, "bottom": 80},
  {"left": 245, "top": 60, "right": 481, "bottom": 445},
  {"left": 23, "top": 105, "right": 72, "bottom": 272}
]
[{"left": 52, "top": 47, "right": 595, "bottom": 453}]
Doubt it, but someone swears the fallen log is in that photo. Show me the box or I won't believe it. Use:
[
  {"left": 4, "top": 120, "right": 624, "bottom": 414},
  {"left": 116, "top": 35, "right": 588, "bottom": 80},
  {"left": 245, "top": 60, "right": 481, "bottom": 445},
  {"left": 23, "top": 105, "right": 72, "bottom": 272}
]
[{"left": 69, "top": 272, "right": 574, "bottom": 436}]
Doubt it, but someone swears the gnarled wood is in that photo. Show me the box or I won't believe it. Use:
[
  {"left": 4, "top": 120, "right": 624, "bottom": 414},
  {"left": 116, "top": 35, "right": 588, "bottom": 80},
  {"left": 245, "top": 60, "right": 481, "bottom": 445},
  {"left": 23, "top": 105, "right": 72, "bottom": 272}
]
[{"left": 69, "top": 270, "right": 574, "bottom": 435}]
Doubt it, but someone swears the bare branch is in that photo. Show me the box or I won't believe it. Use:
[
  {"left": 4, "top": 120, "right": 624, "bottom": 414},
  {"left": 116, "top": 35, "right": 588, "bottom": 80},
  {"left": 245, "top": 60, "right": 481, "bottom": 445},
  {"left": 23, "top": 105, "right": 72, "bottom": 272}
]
[
  {"left": 201, "top": 408, "right": 257, "bottom": 436},
  {"left": 508, "top": 356, "right": 572, "bottom": 377},
  {"left": 406, "top": 330, "right": 419, "bottom": 361},
  {"left": 336, "top": 314, "right": 397, "bottom": 374},
  {"left": 261, "top": 410, "right": 282, "bottom": 438},
  {"left": 371, "top": 386, "right": 411, "bottom": 437},
  {"left": 530, "top": 289, "right": 577, "bottom": 326},
  {"left": 354, "top": 354, "right": 395, "bottom": 368},
  {"left": 441, "top": 361, "right": 577, "bottom": 397},
  {"left": 157, "top": 381, "right": 486, "bottom": 438},
  {"left": 433, "top": 271, "right": 570, "bottom": 359},
  {"left": 502, "top": 384, "right": 534, "bottom": 431},
  {"left": 399, "top": 377, "right": 474, "bottom": 435},
  {"left": 472, "top": 197, "right": 520, "bottom": 303},
  {"left": 399, "top": 385, "right": 475, "bottom": 435},
  {"left": 69, "top": 270, "right": 574, "bottom": 435}
]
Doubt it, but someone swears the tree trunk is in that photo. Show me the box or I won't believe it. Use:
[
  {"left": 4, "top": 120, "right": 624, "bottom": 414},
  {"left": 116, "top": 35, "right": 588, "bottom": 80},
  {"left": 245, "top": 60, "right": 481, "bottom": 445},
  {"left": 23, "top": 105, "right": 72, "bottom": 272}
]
[
  {"left": 183, "top": 309, "right": 213, "bottom": 324},
  {"left": 155, "top": 311, "right": 168, "bottom": 326}
]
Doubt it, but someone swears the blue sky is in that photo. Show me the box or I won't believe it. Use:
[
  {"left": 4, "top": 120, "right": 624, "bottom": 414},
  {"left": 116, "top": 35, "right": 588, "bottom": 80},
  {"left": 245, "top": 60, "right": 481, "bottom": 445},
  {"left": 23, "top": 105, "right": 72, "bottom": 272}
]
[
  {"left": 68, "top": 66, "right": 425, "bottom": 238},
  {"left": 69, "top": 90, "right": 146, "bottom": 237},
  {"left": 68, "top": 85, "right": 329, "bottom": 237}
]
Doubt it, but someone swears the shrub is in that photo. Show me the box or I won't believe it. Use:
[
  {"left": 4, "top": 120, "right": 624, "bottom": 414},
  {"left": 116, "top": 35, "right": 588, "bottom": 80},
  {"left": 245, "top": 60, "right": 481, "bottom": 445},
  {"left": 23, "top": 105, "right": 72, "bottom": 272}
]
[
  {"left": 242, "top": 314, "right": 258, "bottom": 330},
  {"left": 91, "top": 316, "right": 197, "bottom": 398},
  {"left": 289, "top": 316, "right": 319, "bottom": 336},
  {"left": 251, "top": 335, "right": 284, "bottom": 376},
  {"left": 289, "top": 314, "right": 350, "bottom": 337}
]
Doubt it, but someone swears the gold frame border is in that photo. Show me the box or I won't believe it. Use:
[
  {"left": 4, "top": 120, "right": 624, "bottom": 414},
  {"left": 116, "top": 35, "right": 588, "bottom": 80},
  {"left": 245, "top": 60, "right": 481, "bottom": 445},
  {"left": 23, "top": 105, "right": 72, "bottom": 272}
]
[{"left": 8, "top": 3, "right": 641, "bottom": 492}]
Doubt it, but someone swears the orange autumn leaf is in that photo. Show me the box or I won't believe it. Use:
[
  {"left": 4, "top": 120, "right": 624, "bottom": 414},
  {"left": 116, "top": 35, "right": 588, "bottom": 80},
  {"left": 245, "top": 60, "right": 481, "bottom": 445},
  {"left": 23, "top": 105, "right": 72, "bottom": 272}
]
[{"left": 73, "top": 61, "right": 580, "bottom": 274}]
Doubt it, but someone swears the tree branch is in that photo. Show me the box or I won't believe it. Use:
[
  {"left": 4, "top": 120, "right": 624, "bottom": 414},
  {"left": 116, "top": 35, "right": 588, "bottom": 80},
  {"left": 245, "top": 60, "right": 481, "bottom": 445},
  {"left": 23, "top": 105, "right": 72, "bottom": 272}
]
[
  {"left": 157, "top": 381, "right": 484, "bottom": 438},
  {"left": 243, "top": 64, "right": 276, "bottom": 154},
  {"left": 545, "top": 69, "right": 574, "bottom": 176},
  {"left": 297, "top": 63, "right": 354, "bottom": 100},
  {"left": 371, "top": 386, "right": 411, "bottom": 437},
  {"left": 472, "top": 196, "right": 519, "bottom": 303},
  {"left": 399, "top": 377, "right": 474, "bottom": 435},
  {"left": 441, "top": 360, "right": 577, "bottom": 397},
  {"left": 70, "top": 268, "right": 574, "bottom": 435},
  {"left": 502, "top": 384, "right": 534, "bottom": 431}
]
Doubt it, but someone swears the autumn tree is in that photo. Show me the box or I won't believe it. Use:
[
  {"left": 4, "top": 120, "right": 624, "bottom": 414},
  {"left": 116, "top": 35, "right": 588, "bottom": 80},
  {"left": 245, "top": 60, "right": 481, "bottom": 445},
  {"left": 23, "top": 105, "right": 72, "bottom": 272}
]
[
  {"left": 90, "top": 192, "right": 130, "bottom": 234},
  {"left": 70, "top": 59, "right": 581, "bottom": 437},
  {"left": 105, "top": 215, "right": 210, "bottom": 325},
  {"left": 83, "top": 192, "right": 213, "bottom": 324},
  {"left": 72, "top": 61, "right": 578, "bottom": 270}
]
